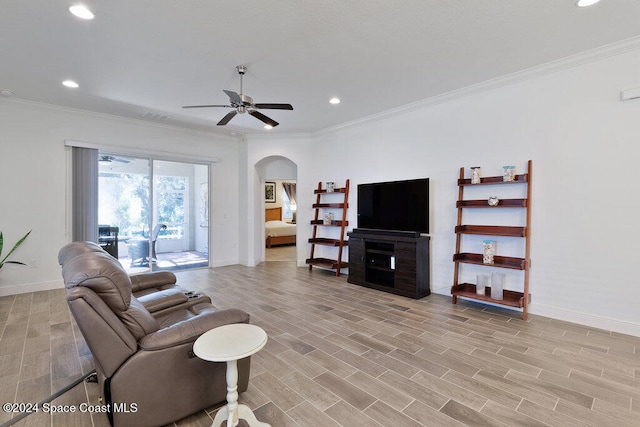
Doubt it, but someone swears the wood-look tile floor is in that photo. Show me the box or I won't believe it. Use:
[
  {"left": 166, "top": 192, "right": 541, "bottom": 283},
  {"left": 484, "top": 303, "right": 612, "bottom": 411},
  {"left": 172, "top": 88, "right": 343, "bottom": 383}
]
[
  {"left": 1, "top": 261, "right": 639, "bottom": 426},
  {"left": 265, "top": 245, "right": 297, "bottom": 262}
]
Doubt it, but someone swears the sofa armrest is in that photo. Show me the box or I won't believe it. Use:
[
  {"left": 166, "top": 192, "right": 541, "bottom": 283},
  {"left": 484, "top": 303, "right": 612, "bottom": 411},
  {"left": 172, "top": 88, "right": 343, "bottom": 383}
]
[
  {"left": 130, "top": 271, "right": 177, "bottom": 292},
  {"left": 136, "top": 288, "right": 189, "bottom": 313},
  {"left": 138, "top": 308, "right": 250, "bottom": 351}
]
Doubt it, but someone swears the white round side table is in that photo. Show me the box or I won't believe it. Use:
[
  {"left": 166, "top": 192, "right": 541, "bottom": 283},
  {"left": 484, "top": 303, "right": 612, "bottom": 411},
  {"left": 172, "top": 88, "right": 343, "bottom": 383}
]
[{"left": 193, "top": 323, "right": 270, "bottom": 427}]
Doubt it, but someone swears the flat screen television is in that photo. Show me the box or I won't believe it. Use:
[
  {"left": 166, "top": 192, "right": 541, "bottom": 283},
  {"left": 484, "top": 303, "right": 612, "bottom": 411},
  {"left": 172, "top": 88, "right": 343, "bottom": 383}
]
[{"left": 357, "top": 178, "right": 429, "bottom": 234}]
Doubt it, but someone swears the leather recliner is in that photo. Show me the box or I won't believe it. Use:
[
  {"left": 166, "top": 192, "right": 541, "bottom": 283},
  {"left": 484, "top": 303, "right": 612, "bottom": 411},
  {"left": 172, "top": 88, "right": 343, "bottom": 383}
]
[
  {"left": 58, "top": 241, "right": 210, "bottom": 314},
  {"left": 58, "top": 242, "right": 251, "bottom": 426}
]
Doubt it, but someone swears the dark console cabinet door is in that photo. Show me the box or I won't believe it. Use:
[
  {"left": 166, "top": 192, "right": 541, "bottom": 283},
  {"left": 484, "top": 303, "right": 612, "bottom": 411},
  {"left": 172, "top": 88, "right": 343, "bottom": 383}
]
[
  {"left": 347, "top": 230, "right": 430, "bottom": 299},
  {"left": 394, "top": 242, "right": 418, "bottom": 293},
  {"left": 347, "top": 237, "right": 365, "bottom": 282}
]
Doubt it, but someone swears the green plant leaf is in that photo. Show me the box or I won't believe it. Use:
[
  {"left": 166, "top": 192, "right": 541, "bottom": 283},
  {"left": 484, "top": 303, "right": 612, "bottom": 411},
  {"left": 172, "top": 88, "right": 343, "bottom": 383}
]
[
  {"left": 4, "top": 261, "right": 27, "bottom": 266},
  {"left": 0, "top": 230, "right": 31, "bottom": 269}
]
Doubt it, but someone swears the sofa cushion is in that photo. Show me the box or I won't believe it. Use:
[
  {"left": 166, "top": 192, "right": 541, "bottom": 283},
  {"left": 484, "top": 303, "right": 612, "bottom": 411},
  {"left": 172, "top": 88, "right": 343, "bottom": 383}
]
[{"left": 120, "top": 296, "right": 160, "bottom": 339}]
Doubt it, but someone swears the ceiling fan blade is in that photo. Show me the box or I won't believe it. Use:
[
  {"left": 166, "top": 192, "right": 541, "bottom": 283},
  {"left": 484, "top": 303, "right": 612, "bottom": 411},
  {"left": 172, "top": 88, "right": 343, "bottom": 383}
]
[
  {"left": 217, "top": 111, "right": 237, "bottom": 126},
  {"left": 99, "top": 155, "right": 130, "bottom": 163},
  {"left": 182, "top": 104, "right": 231, "bottom": 109},
  {"left": 249, "top": 110, "right": 279, "bottom": 127},
  {"left": 254, "top": 103, "right": 294, "bottom": 110},
  {"left": 223, "top": 90, "right": 243, "bottom": 105}
]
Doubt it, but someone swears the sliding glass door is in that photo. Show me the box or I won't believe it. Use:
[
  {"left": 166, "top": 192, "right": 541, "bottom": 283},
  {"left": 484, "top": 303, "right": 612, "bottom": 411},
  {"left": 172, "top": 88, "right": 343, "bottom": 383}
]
[
  {"left": 152, "top": 160, "right": 209, "bottom": 271},
  {"left": 98, "top": 153, "right": 209, "bottom": 273}
]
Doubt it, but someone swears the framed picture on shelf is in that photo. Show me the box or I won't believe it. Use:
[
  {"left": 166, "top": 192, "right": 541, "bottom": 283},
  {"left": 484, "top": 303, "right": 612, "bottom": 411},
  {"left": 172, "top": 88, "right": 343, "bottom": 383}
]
[{"left": 265, "top": 181, "right": 276, "bottom": 203}]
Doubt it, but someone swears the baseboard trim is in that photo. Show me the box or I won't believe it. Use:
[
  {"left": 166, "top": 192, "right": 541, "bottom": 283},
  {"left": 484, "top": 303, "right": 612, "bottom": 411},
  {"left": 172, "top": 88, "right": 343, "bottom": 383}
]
[
  {"left": 432, "top": 287, "right": 640, "bottom": 337},
  {"left": 0, "top": 280, "right": 64, "bottom": 297},
  {"left": 529, "top": 304, "right": 640, "bottom": 338},
  {"left": 208, "top": 258, "right": 241, "bottom": 268}
]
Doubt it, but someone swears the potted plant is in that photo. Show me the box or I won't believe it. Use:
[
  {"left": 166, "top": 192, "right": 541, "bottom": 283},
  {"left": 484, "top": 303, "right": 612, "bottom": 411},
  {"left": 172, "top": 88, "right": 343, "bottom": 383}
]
[{"left": 0, "top": 230, "right": 31, "bottom": 270}]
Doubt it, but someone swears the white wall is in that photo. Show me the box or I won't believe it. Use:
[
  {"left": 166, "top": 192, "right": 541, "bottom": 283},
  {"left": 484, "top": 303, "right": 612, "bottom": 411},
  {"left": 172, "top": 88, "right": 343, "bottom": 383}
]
[
  {"left": 241, "top": 135, "right": 313, "bottom": 266},
  {"left": 245, "top": 46, "right": 640, "bottom": 336},
  {"left": 2, "top": 43, "right": 639, "bottom": 336},
  {"left": 194, "top": 165, "right": 209, "bottom": 253},
  {"left": 0, "top": 100, "right": 240, "bottom": 294}
]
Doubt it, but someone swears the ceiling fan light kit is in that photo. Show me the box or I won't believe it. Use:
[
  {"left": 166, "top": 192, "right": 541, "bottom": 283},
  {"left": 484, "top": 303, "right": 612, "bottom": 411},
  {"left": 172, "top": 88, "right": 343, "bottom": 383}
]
[
  {"left": 183, "top": 65, "right": 293, "bottom": 127},
  {"left": 576, "top": 0, "right": 601, "bottom": 7}
]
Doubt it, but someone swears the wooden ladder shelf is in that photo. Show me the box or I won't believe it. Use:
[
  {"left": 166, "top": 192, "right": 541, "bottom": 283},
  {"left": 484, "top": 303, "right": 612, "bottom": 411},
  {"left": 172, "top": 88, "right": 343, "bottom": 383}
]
[
  {"left": 306, "top": 179, "right": 350, "bottom": 276},
  {"left": 451, "top": 161, "right": 532, "bottom": 319}
]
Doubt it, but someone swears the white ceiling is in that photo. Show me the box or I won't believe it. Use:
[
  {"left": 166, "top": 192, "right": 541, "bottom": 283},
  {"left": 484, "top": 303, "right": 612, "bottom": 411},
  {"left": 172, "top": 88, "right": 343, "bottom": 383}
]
[{"left": 2, "top": 1, "right": 640, "bottom": 136}]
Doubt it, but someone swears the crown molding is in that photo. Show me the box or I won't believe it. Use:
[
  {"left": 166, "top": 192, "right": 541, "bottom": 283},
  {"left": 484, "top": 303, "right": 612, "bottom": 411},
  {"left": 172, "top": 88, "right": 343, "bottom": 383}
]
[
  {"left": 0, "top": 97, "right": 239, "bottom": 142},
  {"left": 244, "top": 132, "right": 313, "bottom": 142},
  {"left": 315, "top": 35, "right": 640, "bottom": 137},
  {"left": 3, "top": 35, "right": 640, "bottom": 140}
]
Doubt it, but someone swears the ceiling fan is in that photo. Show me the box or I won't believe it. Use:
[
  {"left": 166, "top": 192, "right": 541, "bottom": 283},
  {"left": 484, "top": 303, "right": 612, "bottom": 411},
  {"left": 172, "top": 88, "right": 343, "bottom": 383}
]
[
  {"left": 182, "top": 65, "right": 293, "bottom": 127},
  {"left": 99, "top": 155, "right": 130, "bottom": 163}
]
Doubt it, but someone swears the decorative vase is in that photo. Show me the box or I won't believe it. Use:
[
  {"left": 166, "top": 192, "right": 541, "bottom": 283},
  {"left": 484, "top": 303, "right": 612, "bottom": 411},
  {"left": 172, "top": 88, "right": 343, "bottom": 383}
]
[
  {"left": 476, "top": 274, "right": 489, "bottom": 296},
  {"left": 326, "top": 182, "right": 335, "bottom": 193},
  {"left": 491, "top": 271, "right": 505, "bottom": 300},
  {"left": 488, "top": 196, "right": 499, "bottom": 206},
  {"left": 470, "top": 167, "right": 481, "bottom": 184},
  {"left": 323, "top": 212, "right": 334, "bottom": 225},
  {"left": 483, "top": 240, "right": 495, "bottom": 264},
  {"left": 503, "top": 165, "right": 515, "bottom": 182}
]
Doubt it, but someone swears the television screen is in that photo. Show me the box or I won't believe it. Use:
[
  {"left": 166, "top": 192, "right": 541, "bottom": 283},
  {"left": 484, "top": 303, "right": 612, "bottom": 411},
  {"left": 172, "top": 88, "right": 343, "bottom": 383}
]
[{"left": 357, "top": 178, "right": 429, "bottom": 234}]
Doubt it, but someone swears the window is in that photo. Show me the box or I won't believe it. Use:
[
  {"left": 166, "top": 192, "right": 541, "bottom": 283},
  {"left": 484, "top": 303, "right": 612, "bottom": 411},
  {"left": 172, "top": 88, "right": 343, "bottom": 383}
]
[
  {"left": 155, "top": 175, "right": 187, "bottom": 240},
  {"left": 281, "top": 188, "right": 293, "bottom": 220},
  {"left": 97, "top": 154, "right": 209, "bottom": 272}
]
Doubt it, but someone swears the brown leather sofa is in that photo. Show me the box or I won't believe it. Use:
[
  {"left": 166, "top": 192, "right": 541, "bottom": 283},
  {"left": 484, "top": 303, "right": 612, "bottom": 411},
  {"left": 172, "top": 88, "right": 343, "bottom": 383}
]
[
  {"left": 58, "top": 242, "right": 251, "bottom": 426},
  {"left": 58, "top": 241, "right": 210, "bottom": 313}
]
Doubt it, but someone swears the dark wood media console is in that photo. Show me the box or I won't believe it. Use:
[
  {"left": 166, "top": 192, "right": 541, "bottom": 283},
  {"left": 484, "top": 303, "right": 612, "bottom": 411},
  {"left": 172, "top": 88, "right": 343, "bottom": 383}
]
[{"left": 347, "top": 229, "right": 430, "bottom": 299}]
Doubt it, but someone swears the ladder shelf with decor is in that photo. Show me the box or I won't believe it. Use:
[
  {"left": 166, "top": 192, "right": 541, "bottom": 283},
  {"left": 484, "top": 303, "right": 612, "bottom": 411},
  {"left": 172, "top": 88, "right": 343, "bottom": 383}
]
[
  {"left": 451, "top": 160, "right": 532, "bottom": 319},
  {"left": 306, "top": 179, "right": 350, "bottom": 276}
]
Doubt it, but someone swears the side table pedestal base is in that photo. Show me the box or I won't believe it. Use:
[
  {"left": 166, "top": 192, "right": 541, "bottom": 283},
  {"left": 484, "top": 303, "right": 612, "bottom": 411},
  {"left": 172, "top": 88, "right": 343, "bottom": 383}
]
[{"left": 212, "top": 404, "right": 270, "bottom": 427}]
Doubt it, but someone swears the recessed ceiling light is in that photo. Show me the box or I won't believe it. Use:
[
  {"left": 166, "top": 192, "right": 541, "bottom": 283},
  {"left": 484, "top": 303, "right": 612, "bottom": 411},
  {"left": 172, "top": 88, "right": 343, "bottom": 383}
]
[
  {"left": 576, "top": 0, "right": 601, "bottom": 7},
  {"left": 69, "top": 5, "right": 95, "bottom": 20},
  {"left": 264, "top": 124, "right": 273, "bottom": 130},
  {"left": 0, "top": 89, "right": 14, "bottom": 97},
  {"left": 329, "top": 97, "right": 341, "bottom": 104},
  {"left": 62, "top": 80, "right": 79, "bottom": 88}
]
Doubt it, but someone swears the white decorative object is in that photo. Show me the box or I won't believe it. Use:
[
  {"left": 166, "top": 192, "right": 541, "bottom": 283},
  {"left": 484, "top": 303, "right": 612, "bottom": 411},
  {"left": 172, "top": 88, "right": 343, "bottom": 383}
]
[
  {"left": 470, "top": 167, "right": 481, "bottom": 184},
  {"left": 193, "top": 324, "right": 271, "bottom": 427},
  {"left": 326, "top": 182, "right": 335, "bottom": 192},
  {"left": 323, "top": 212, "right": 334, "bottom": 225},
  {"left": 483, "top": 240, "right": 495, "bottom": 264},
  {"left": 491, "top": 271, "right": 505, "bottom": 300},
  {"left": 503, "top": 165, "right": 515, "bottom": 182},
  {"left": 476, "top": 274, "right": 489, "bottom": 296},
  {"left": 488, "top": 196, "right": 499, "bottom": 206}
]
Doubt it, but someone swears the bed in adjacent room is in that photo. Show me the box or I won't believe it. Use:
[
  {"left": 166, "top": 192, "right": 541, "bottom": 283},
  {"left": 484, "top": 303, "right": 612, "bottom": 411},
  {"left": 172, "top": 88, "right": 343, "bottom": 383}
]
[{"left": 265, "top": 207, "right": 296, "bottom": 248}]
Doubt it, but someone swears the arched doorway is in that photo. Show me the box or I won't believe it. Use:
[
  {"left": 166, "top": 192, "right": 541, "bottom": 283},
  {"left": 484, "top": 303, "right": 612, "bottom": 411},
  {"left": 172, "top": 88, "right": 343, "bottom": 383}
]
[{"left": 255, "top": 156, "right": 297, "bottom": 262}]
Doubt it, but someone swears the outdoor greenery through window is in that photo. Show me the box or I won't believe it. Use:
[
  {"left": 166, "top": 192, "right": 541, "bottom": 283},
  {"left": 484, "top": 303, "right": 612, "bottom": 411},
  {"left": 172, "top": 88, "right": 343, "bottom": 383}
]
[
  {"left": 99, "top": 171, "right": 151, "bottom": 240},
  {"left": 155, "top": 175, "right": 187, "bottom": 239},
  {"left": 99, "top": 173, "right": 187, "bottom": 240},
  {"left": 97, "top": 155, "right": 209, "bottom": 273}
]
